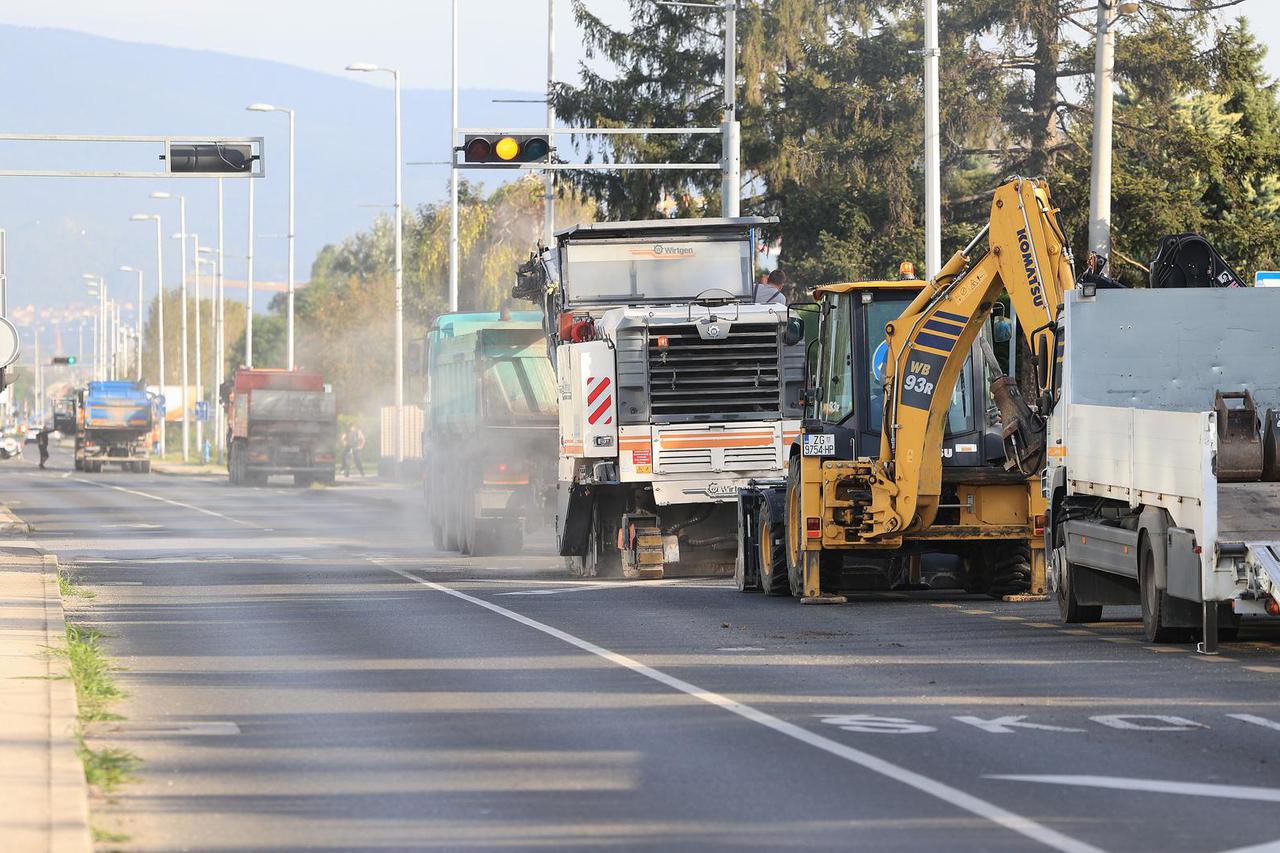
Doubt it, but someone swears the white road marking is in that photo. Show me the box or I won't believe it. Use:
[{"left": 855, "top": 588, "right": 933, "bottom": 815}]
[
  {"left": 381, "top": 564, "right": 1102, "bottom": 853},
  {"left": 717, "top": 646, "right": 766, "bottom": 652},
  {"left": 1228, "top": 714, "right": 1280, "bottom": 732},
  {"left": 953, "top": 715, "right": 1084, "bottom": 734},
  {"left": 495, "top": 585, "right": 614, "bottom": 596},
  {"left": 1218, "top": 840, "right": 1280, "bottom": 853},
  {"left": 1090, "top": 715, "right": 1205, "bottom": 731},
  {"left": 72, "top": 478, "right": 259, "bottom": 528},
  {"left": 986, "top": 774, "right": 1280, "bottom": 803}
]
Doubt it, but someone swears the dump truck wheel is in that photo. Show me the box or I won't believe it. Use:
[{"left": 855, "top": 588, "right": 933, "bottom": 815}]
[
  {"left": 140, "top": 461, "right": 151, "bottom": 475},
  {"left": 758, "top": 496, "right": 789, "bottom": 596}
]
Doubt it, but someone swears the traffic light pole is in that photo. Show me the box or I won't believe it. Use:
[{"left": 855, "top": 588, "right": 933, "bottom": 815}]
[
  {"left": 449, "top": 0, "right": 460, "bottom": 313},
  {"left": 544, "top": 0, "right": 556, "bottom": 245}
]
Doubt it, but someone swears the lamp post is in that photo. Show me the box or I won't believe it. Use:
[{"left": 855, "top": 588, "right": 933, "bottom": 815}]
[
  {"left": 198, "top": 248, "right": 221, "bottom": 458},
  {"left": 82, "top": 275, "right": 105, "bottom": 381},
  {"left": 119, "top": 265, "right": 144, "bottom": 380},
  {"left": 346, "top": 61, "right": 405, "bottom": 467},
  {"left": 177, "top": 231, "right": 204, "bottom": 453},
  {"left": 247, "top": 103, "right": 296, "bottom": 370},
  {"left": 197, "top": 249, "right": 217, "bottom": 458},
  {"left": 152, "top": 191, "right": 190, "bottom": 461},
  {"left": 129, "top": 213, "right": 166, "bottom": 457}
]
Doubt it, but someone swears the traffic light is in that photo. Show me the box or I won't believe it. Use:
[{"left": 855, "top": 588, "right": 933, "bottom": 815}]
[
  {"left": 163, "top": 142, "right": 256, "bottom": 174},
  {"left": 461, "top": 134, "right": 551, "bottom": 168},
  {"left": 51, "top": 356, "right": 77, "bottom": 366}
]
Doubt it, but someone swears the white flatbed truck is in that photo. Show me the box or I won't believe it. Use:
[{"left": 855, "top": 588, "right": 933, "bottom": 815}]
[{"left": 1046, "top": 286, "right": 1280, "bottom": 652}]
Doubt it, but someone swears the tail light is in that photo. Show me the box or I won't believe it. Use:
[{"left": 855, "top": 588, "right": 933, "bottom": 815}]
[
  {"left": 483, "top": 460, "right": 529, "bottom": 486},
  {"left": 1266, "top": 596, "right": 1280, "bottom": 617},
  {"left": 806, "top": 517, "right": 822, "bottom": 539},
  {"left": 316, "top": 453, "right": 335, "bottom": 463},
  {"left": 1033, "top": 514, "right": 1046, "bottom": 535}
]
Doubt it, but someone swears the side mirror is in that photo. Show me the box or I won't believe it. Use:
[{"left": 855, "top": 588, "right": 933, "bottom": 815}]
[{"left": 784, "top": 316, "right": 805, "bottom": 346}]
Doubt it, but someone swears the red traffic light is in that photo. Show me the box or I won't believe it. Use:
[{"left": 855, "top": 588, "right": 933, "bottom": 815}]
[
  {"left": 464, "top": 137, "right": 492, "bottom": 162},
  {"left": 461, "top": 134, "right": 552, "bottom": 167}
]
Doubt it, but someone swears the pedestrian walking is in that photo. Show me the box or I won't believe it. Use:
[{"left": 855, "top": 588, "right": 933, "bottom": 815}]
[
  {"left": 342, "top": 423, "right": 366, "bottom": 478},
  {"left": 36, "top": 426, "right": 51, "bottom": 470}
]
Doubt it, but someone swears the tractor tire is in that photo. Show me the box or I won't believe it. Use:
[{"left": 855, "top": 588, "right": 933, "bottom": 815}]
[{"left": 758, "top": 492, "right": 789, "bottom": 596}]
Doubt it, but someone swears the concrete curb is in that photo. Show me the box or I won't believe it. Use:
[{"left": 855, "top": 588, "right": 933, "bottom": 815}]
[
  {"left": 41, "top": 553, "right": 95, "bottom": 853},
  {"left": 0, "top": 537, "right": 94, "bottom": 853},
  {"left": 0, "top": 501, "right": 31, "bottom": 534}
]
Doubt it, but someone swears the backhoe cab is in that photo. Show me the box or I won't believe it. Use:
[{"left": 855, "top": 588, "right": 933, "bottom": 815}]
[{"left": 737, "top": 177, "right": 1070, "bottom": 602}]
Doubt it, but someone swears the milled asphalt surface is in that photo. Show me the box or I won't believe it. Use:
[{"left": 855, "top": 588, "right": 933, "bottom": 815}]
[{"left": 4, "top": 445, "right": 1279, "bottom": 851}]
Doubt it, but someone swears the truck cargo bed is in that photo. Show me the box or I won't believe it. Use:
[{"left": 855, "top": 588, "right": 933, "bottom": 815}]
[{"left": 1217, "top": 483, "right": 1280, "bottom": 541}]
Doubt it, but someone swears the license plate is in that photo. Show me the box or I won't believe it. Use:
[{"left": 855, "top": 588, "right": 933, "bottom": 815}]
[{"left": 802, "top": 434, "right": 835, "bottom": 457}]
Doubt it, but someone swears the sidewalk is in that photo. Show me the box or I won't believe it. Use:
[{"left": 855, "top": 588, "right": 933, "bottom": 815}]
[{"left": 0, "top": 505, "right": 93, "bottom": 851}]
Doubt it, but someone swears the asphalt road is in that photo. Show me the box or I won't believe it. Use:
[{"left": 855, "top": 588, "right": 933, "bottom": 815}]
[{"left": 4, "top": 445, "right": 1280, "bottom": 852}]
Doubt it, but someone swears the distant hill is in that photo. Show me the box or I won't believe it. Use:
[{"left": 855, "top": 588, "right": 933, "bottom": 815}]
[{"left": 0, "top": 25, "right": 542, "bottom": 323}]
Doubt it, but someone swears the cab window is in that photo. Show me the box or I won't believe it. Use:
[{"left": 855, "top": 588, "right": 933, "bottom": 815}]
[{"left": 820, "top": 295, "right": 855, "bottom": 424}]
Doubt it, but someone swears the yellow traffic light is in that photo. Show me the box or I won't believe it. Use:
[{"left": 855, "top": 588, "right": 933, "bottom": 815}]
[{"left": 495, "top": 137, "right": 521, "bottom": 161}]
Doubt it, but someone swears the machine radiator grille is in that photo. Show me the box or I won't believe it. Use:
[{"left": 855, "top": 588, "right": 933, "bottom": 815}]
[{"left": 647, "top": 323, "right": 781, "bottom": 420}]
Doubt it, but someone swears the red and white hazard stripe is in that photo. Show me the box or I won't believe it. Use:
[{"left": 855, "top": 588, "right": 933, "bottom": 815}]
[{"left": 586, "top": 375, "right": 613, "bottom": 426}]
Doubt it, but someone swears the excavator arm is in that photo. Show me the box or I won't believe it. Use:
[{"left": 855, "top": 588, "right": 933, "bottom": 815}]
[{"left": 863, "top": 177, "right": 1075, "bottom": 539}]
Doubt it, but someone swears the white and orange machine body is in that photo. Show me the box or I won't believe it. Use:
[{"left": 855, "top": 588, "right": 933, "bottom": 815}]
[{"left": 515, "top": 217, "right": 803, "bottom": 578}]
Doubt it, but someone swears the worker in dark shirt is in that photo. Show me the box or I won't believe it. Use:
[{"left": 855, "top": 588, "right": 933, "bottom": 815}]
[{"left": 36, "top": 426, "right": 51, "bottom": 470}]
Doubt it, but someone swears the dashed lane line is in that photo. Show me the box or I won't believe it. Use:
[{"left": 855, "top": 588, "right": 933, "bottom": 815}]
[
  {"left": 71, "top": 478, "right": 260, "bottom": 529},
  {"left": 379, "top": 562, "right": 1104, "bottom": 853}
]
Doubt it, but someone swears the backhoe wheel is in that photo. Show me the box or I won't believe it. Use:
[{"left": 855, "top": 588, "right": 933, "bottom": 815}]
[
  {"left": 1141, "top": 537, "right": 1191, "bottom": 643},
  {"left": 758, "top": 495, "right": 789, "bottom": 596},
  {"left": 1055, "top": 524, "right": 1102, "bottom": 623}
]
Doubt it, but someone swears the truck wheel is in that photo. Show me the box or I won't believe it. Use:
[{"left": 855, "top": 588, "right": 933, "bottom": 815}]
[
  {"left": 758, "top": 494, "right": 789, "bottom": 596},
  {"left": 1140, "top": 537, "right": 1190, "bottom": 643},
  {"left": 140, "top": 461, "right": 151, "bottom": 475},
  {"left": 1055, "top": 525, "right": 1102, "bottom": 623},
  {"left": 430, "top": 516, "right": 445, "bottom": 550}
]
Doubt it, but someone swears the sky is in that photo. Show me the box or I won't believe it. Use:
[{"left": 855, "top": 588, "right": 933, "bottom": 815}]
[
  {"left": 0, "top": 0, "right": 633, "bottom": 92},
  {"left": 3, "top": 0, "right": 1280, "bottom": 337},
  {"left": 5, "top": 0, "right": 1278, "bottom": 90}
]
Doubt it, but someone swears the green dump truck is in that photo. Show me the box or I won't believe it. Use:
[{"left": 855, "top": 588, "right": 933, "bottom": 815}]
[{"left": 423, "top": 311, "right": 558, "bottom": 556}]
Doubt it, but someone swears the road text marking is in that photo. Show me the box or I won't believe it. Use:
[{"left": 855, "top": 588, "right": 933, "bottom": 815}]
[{"left": 383, "top": 564, "right": 1101, "bottom": 853}]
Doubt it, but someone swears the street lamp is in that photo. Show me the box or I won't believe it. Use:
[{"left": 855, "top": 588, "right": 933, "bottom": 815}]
[
  {"left": 346, "top": 61, "right": 405, "bottom": 468},
  {"left": 152, "top": 191, "right": 190, "bottom": 461},
  {"left": 198, "top": 248, "right": 221, "bottom": 457},
  {"left": 119, "top": 265, "right": 144, "bottom": 380},
  {"left": 174, "top": 231, "right": 205, "bottom": 453},
  {"left": 247, "top": 102, "right": 296, "bottom": 370},
  {"left": 129, "top": 213, "right": 166, "bottom": 457}
]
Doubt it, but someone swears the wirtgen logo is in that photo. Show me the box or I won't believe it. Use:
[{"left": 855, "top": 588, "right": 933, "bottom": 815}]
[{"left": 631, "top": 244, "right": 696, "bottom": 259}]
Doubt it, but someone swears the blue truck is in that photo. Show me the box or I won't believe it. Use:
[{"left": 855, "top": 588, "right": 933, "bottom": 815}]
[{"left": 74, "top": 380, "right": 155, "bottom": 473}]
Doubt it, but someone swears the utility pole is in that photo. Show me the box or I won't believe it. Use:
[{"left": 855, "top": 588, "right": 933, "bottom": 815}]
[
  {"left": 544, "top": 0, "right": 557, "bottom": 244},
  {"left": 923, "top": 0, "right": 942, "bottom": 279},
  {"left": 449, "top": 0, "right": 461, "bottom": 311},
  {"left": 217, "top": 178, "right": 226, "bottom": 461},
  {"left": 721, "top": 0, "right": 740, "bottom": 218},
  {"left": 246, "top": 177, "right": 254, "bottom": 369},
  {"left": 1089, "top": 0, "right": 1122, "bottom": 263}
]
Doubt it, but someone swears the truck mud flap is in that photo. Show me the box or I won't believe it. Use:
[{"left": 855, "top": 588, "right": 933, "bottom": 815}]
[{"left": 557, "top": 483, "right": 594, "bottom": 557}]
